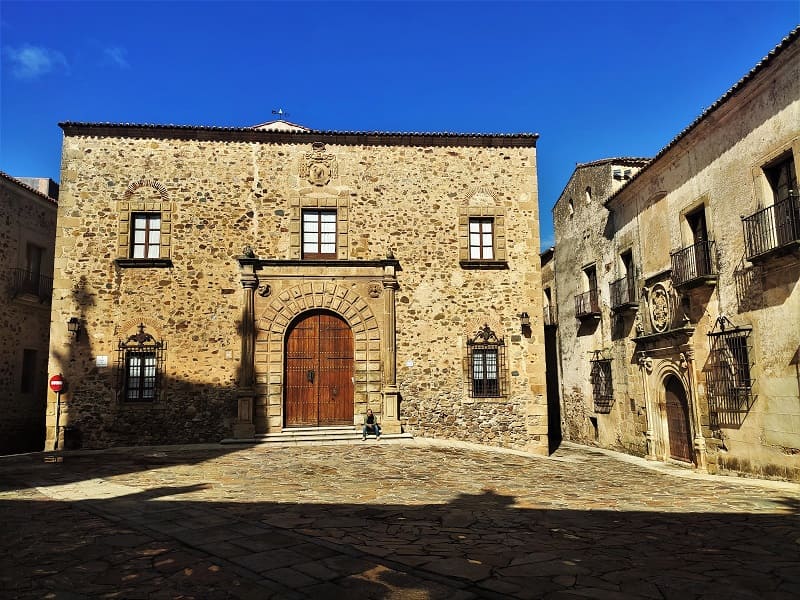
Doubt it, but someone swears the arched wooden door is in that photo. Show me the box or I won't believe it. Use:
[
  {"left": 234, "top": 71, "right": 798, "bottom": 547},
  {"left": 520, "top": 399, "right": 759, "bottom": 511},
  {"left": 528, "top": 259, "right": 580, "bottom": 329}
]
[
  {"left": 664, "top": 376, "right": 693, "bottom": 463},
  {"left": 284, "top": 310, "right": 354, "bottom": 427}
]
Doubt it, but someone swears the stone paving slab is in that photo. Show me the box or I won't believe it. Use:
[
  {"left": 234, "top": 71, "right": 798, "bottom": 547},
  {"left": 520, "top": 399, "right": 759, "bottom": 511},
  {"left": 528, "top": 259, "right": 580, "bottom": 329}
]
[{"left": 0, "top": 440, "right": 798, "bottom": 599}]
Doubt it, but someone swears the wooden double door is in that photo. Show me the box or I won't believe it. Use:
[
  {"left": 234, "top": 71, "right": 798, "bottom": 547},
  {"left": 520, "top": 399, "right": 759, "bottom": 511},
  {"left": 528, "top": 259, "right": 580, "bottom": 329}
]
[
  {"left": 665, "top": 376, "right": 693, "bottom": 463},
  {"left": 285, "top": 310, "right": 354, "bottom": 427}
]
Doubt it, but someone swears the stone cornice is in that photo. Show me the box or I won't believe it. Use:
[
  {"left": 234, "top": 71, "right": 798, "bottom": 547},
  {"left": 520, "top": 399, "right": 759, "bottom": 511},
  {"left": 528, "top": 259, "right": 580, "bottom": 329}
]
[{"left": 59, "top": 122, "right": 539, "bottom": 149}]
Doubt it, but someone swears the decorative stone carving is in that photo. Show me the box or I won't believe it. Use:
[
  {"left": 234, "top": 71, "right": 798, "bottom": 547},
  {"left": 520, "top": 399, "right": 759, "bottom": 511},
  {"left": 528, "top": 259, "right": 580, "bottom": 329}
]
[
  {"left": 257, "top": 283, "right": 271, "bottom": 298},
  {"left": 637, "top": 351, "right": 653, "bottom": 373},
  {"left": 299, "top": 142, "right": 338, "bottom": 186},
  {"left": 368, "top": 282, "right": 382, "bottom": 298},
  {"left": 648, "top": 283, "right": 672, "bottom": 333}
]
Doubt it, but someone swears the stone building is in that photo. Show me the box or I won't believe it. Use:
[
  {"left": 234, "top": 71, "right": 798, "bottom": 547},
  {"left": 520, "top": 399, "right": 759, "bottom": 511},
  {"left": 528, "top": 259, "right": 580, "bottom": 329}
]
[
  {"left": 551, "top": 27, "right": 800, "bottom": 480},
  {"left": 1, "top": 171, "right": 58, "bottom": 454},
  {"left": 47, "top": 120, "right": 548, "bottom": 453}
]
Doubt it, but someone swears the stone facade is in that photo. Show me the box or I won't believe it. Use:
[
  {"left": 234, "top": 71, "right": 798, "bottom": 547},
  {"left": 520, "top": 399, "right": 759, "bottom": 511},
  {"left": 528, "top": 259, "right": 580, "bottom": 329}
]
[
  {"left": 551, "top": 28, "right": 800, "bottom": 480},
  {"left": 0, "top": 171, "right": 58, "bottom": 453},
  {"left": 48, "top": 123, "right": 548, "bottom": 453}
]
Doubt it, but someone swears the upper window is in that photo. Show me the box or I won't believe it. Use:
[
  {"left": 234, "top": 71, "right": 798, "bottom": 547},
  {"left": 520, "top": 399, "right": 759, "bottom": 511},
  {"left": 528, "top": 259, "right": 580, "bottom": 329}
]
[
  {"left": 117, "top": 324, "right": 165, "bottom": 402},
  {"left": 765, "top": 152, "right": 798, "bottom": 204},
  {"left": 131, "top": 212, "right": 162, "bottom": 259},
  {"left": 302, "top": 209, "right": 337, "bottom": 259},
  {"left": 467, "top": 324, "right": 506, "bottom": 398},
  {"left": 469, "top": 218, "right": 494, "bottom": 260}
]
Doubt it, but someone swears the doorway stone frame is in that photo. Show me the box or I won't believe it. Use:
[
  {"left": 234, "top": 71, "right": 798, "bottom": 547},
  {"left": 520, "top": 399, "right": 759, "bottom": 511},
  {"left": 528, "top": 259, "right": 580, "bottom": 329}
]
[{"left": 234, "top": 257, "right": 401, "bottom": 438}]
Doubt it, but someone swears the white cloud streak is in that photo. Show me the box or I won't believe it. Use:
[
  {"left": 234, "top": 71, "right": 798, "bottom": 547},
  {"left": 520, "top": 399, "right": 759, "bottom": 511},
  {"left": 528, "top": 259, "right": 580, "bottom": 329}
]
[
  {"left": 5, "top": 44, "right": 68, "bottom": 79},
  {"left": 102, "top": 46, "right": 129, "bottom": 69}
]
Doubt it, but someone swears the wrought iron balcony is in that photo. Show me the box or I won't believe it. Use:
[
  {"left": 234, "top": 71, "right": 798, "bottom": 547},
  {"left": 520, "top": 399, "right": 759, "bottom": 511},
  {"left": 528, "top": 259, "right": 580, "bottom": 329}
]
[
  {"left": 609, "top": 275, "right": 638, "bottom": 311},
  {"left": 574, "top": 289, "right": 600, "bottom": 319},
  {"left": 9, "top": 268, "right": 53, "bottom": 302},
  {"left": 670, "top": 240, "right": 717, "bottom": 289},
  {"left": 742, "top": 194, "right": 800, "bottom": 262}
]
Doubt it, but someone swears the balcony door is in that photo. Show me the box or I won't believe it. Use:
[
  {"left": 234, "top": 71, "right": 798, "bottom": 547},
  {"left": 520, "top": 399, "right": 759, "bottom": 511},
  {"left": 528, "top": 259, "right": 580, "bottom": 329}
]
[{"left": 284, "top": 310, "right": 354, "bottom": 427}]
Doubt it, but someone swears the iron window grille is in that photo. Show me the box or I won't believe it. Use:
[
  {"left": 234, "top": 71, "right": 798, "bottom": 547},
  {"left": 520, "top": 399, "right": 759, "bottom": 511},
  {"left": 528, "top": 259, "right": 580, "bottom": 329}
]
[
  {"left": 117, "top": 324, "right": 165, "bottom": 402},
  {"left": 590, "top": 355, "right": 613, "bottom": 413},
  {"left": 706, "top": 316, "right": 754, "bottom": 427},
  {"left": 467, "top": 324, "right": 506, "bottom": 398}
]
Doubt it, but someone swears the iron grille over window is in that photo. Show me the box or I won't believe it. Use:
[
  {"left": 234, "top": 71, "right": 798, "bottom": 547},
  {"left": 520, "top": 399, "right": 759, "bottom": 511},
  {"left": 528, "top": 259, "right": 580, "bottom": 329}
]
[
  {"left": 117, "top": 324, "right": 165, "bottom": 402},
  {"left": 706, "top": 317, "right": 753, "bottom": 427},
  {"left": 590, "top": 357, "right": 613, "bottom": 413},
  {"left": 467, "top": 324, "right": 506, "bottom": 398}
]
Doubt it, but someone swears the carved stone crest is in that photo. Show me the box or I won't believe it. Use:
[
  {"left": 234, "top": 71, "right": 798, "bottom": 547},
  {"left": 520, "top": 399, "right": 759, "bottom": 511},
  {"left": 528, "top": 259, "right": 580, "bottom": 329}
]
[
  {"left": 299, "top": 142, "right": 338, "bottom": 186},
  {"left": 648, "top": 283, "right": 672, "bottom": 333}
]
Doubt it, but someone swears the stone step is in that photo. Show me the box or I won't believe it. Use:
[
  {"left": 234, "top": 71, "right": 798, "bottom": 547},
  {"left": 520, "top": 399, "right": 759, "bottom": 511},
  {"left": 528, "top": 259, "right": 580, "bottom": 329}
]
[{"left": 221, "top": 428, "right": 413, "bottom": 447}]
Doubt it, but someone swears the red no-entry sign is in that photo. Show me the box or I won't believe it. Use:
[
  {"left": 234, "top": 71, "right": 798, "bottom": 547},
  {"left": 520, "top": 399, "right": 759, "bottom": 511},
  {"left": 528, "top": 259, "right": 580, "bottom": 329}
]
[{"left": 49, "top": 374, "right": 64, "bottom": 393}]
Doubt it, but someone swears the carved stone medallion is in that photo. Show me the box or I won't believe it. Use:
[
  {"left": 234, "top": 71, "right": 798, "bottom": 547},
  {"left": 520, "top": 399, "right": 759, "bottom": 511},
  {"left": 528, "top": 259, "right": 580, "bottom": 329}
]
[
  {"left": 649, "top": 283, "right": 672, "bottom": 333},
  {"left": 299, "top": 142, "right": 338, "bottom": 187},
  {"left": 368, "top": 282, "right": 382, "bottom": 298}
]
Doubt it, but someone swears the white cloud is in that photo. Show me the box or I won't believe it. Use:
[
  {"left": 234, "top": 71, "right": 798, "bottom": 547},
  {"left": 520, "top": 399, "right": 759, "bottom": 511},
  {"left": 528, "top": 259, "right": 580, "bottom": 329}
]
[
  {"left": 5, "top": 44, "right": 68, "bottom": 79},
  {"left": 102, "top": 46, "right": 129, "bottom": 69}
]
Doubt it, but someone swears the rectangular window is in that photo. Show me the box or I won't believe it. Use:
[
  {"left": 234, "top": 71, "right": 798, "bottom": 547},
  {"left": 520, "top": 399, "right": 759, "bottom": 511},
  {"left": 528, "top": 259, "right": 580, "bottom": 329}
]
[
  {"left": 765, "top": 152, "right": 798, "bottom": 204},
  {"left": 469, "top": 218, "right": 494, "bottom": 260},
  {"left": 20, "top": 349, "right": 37, "bottom": 394},
  {"left": 302, "top": 210, "right": 337, "bottom": 259},
  {"left": 472, "top": 348, "right": 499, "bottom": 397},
  {"left": 131, "top": 212, "right": 161, "bottom": 259},
  {"left": 125, "top": 351, "right": 157, "bottom": 401},
  {"left": 590, "top": 358, "right": 613, "bottom": 413},
  {"left": 706, "top": 327, "right": 753, "bottom": 427}
]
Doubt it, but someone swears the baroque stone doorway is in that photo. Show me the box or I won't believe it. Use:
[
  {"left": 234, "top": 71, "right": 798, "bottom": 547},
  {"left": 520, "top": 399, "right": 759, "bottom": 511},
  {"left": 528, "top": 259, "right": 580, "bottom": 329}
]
[
  {"left": 664, "top": 375, "right": 693, "bottom": 463},
  {"left": 284, "top": 310, "right": 354, "bottom": 427}
]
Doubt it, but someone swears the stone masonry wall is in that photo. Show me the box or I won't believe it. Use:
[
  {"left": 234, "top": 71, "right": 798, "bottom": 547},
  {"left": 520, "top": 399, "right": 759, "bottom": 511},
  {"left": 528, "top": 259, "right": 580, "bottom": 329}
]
[
  {"left": 0, "top": 177, "right": 57, "bottom": 453},
  {"left": 50, "top": 130, "right": 546, "bottom": 452}
]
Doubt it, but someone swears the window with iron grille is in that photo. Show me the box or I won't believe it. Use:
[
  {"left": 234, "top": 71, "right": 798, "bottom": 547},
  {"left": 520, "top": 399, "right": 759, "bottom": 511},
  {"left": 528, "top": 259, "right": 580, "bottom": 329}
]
[
  {"left": 590, "top": 358, "right": 613, "bottom": 413},
  {"left": 706, "top": 320, "right": 753, "bottom": 425},
  {"left": 131, "top": 212, "right": 162, "bottom": 259},
  {"left": 302, "top": 209, "right": 337, "bottom": 258},
  {"left": 467, "top": 324, "right": 506, "bottom": 398},
  {"left": 117, "top": 324, "right": 165, "bottom": 402}
]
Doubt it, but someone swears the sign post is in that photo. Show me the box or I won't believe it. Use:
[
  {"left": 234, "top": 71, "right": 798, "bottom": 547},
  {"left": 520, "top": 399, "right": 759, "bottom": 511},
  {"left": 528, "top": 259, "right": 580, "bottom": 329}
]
[{"left": 49, "top": 375, "right": 64, "bottom": 451}]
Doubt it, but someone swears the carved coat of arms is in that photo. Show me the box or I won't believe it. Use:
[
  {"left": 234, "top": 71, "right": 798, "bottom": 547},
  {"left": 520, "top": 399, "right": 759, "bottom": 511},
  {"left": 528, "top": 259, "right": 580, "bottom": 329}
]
[{"left": 299, "top": 142, "right": 338, "bottom": 186}]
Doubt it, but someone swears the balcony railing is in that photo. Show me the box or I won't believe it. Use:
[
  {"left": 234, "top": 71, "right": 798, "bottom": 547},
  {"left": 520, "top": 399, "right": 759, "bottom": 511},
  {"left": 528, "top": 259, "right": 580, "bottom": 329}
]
[
  {"left": 543, "top": 305, "right": 557, "bottom": 328},
  {"left": 574, "top": 289, "right": 600, "bottom": 319},
  {"left": 670, "top": 240, "right": 717, "bottom": 288},
  {"left": 9, "top": 268, "right": 53, "bottom": 302},
  {"left": 609, "top": 275, "right": 637, "bottom": 310},
  {"left": 742, "top": 194, "right": 800, "bottom": 261}
]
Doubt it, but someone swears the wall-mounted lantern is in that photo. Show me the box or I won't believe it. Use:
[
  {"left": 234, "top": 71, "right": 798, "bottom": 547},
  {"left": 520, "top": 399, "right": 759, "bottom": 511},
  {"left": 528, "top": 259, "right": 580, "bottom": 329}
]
[{"left": 67, "top": 317, "right": 81, "bottom": 341}]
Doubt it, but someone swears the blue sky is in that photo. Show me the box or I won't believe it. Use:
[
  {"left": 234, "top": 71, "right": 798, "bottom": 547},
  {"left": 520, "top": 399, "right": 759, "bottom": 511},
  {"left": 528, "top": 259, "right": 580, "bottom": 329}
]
[{"left": 1, "top": 1, "right": 798, "bottom": 249}]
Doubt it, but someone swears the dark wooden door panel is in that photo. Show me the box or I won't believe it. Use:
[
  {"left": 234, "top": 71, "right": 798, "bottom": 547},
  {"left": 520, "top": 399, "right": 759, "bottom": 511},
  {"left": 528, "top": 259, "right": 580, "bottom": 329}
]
[
  {"left": 665, "top": 377, "right": 693, "bottom": 463},
  {"left": 285, "top": 311, "right": 353, "bottom": 427}
]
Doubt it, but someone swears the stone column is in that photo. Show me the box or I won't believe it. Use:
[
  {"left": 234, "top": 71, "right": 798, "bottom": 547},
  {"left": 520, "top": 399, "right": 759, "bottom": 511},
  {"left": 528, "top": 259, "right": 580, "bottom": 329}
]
[
  {"left": 381, "top": 262, "right": 401, "bottom": 434},
  {"left": 638, "top": 351, "right": 657, "bottom": 460},
  {"left": 681, "top": 347, "right": 708, "bottom": 471},
  {"left": 234, "top": 262, "right": 257, "bottom": 439}
]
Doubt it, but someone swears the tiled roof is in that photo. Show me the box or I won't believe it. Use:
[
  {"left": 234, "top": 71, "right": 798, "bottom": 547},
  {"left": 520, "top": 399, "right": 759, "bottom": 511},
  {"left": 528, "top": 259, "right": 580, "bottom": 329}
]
[
  {"left": 0, "top": 170, "right": 58, "bottom": 204},
  {"left": 605, "top": 25, "right": 800, "bottom": 206},
  {"left": 59, "top": 122, "right": 539, "bottom": 148},
  {"left": 575, "top": 157, "right": 651, "bottom": 169}
]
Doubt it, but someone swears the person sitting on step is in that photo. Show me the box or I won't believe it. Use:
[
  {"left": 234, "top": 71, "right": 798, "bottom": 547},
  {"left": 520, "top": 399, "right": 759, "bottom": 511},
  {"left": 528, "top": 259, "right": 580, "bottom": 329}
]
[{"left": 362, "top": 408, "right": 382, "bottom": 440}]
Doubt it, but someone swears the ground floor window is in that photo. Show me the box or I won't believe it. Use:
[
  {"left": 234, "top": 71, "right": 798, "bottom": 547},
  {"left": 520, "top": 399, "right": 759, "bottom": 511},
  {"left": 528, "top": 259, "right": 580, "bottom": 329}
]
[
  {"left": 117, "top": 324, "right": 165, "bottom": 402},
  {"left": 590, "top": 358, "right": 613, "bottom": 413},
  {"left": 467, "top": 325, "right": 506, "bottom": 398}
]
